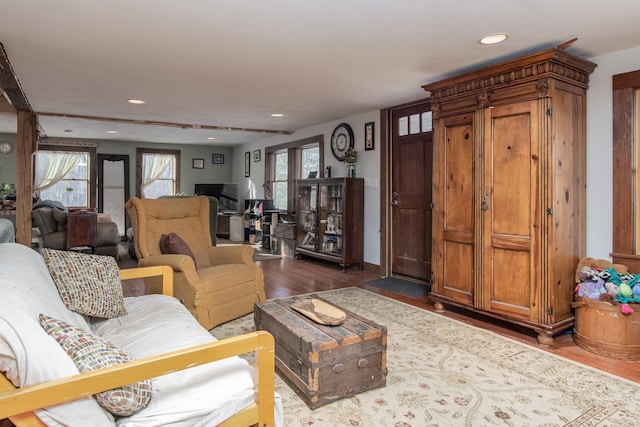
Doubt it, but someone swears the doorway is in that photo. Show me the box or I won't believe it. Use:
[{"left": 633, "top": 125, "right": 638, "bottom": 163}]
[
  {"left": 382, "top": 100, "right": 433, "bottom": 281},
  {"left": 97, "top": 154, "right": 130, "bottom": 237}
]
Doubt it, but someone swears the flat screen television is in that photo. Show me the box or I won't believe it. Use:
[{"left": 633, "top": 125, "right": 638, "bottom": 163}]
[{"left": 194, "top": 183, "right": 238, "bottom": 214}]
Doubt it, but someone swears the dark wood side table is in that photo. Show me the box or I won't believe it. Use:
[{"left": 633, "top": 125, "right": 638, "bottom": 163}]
[
  {"left": 216, "top": 214, "right": 231, "bottom": 238},
  {"left": 67, "top": 210, "right": 97, "bottom": 250}
]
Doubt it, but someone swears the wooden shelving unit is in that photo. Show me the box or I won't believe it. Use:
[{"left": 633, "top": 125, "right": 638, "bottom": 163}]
[{"left": 295, "top": 178, "right": 363, "bottom": 270}]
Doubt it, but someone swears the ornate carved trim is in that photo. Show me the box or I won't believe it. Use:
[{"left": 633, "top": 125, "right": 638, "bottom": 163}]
[
  {"left": 536, "top": 78, "right": 550, "bottom": 97},
  {"left": 431, "top": 102, "right": 441, "bottom": 119},
  {"left": 477, "top": 91, "right": 489, "bottom": 109},
  {"left": 423, "top": 46, "right": 596, "bottom": 105}
]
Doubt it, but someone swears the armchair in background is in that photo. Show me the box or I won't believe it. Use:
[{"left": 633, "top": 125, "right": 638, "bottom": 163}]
[
  {"left": 125, "top": 196, "right": 266, "bottom": 329},
  {"left": 126, "top": 195, "right": 218, "bottom": 259},
  {"left": 31, "top": 205, "right": 119, "bottom": 258}
]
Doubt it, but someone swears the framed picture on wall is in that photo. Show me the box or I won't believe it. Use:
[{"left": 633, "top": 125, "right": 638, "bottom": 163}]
[
  {"left": 245, "top": 151, "right": 251, "bottom": 177},
  {"left": 254, "top": 149, "right": 261, "bottom": 162},
  {"left": 212, "top": 154, "right": 224, "bottom": 164},
  {"left": 192, "top": 158, "right": 204, "bottom": 169},
  {"left": 365, "top": 122, "right": 375, "bottom": 151}
]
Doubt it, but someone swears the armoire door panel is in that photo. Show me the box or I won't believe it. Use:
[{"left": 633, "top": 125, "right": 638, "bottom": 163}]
[
  {"left": 442, "top": 240, "right": 474, "bottom": 303},
  {"left": 491, "top": 234, "right": 531, "bottom": 252},
  {"left": 487, "top": 248, "right": 532, "bottom": 318},
  {"left": 437, "top": 116, "right": 475, "bottom": 304},
  {"left": 489, "top": 112, "right": 531, "bottom": 236},
  {"left": 443, "top": 229, "right": 474, "bottom": 245},
  {"left": 443, "top": 123, "right": 474, "bottom": 233},
  {"left": 482, "top": 102, "right": 539, "bottom": 318}
]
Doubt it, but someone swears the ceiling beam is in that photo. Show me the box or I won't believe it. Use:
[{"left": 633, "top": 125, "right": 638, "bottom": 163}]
[
  {"left": 37, "top": 111, "right": 294, "bottom": 135},
  {"left": 0, "top": 91, "right": 16, "bottom": 114},
  {"left": 0, "top": 42, "right": 31, "bottom": 112}
]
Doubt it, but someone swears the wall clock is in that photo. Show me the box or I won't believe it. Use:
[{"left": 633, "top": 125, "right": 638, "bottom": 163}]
[
  {"left": 0, "top": 143, "right": 13, "bottom": 154},
  {"left": 330, "top": 123, "right": 354, "bottom": 161}
]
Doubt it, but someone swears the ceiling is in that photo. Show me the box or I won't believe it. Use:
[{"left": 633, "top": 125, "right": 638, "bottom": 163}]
[{"left": 1, "top": 0, "right": 639, "bottom": 146}]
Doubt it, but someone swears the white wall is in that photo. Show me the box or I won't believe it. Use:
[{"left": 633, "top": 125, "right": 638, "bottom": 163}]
[
  {"left": 234, "top": 111, "right": 381, "bottom": 265},
  {"left": 586, "top": 46, "right": 640, "bottom": 259},
  {"left": 241, "top": 45, "right": 640, "bottom": 266}
]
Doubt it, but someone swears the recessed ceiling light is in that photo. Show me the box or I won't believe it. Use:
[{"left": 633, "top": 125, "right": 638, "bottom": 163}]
[
  {"left": 127, "top": 99, "right": 146, "bottom": 104},
  {"left": 107, "top": 130, "right": 118, "bottom": 134},
  {"left": 64, "top": 129, "right": 73, "bottom": 133},
  {"left": 479, "top": 33, "right": 509, "bottom": 45},
  {"left": 270, "top": 113, "right": 284, "bottom": 117},
  {"left": 207, "top": 137, "right": 216, "bottom": 140}
]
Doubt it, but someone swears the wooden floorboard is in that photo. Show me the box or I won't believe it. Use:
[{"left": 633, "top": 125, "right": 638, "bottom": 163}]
[{"left": 256, "top": 254, "right": 640, "bottom": 384}]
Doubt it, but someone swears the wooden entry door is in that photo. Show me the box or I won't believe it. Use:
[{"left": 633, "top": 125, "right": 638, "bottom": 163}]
[{"left": 390, "top": 101, "right": 433, "bottom": 280}]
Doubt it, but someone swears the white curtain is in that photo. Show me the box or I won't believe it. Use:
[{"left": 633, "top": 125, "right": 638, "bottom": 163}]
[
  {"left": 33, "top": 152, "right": 84, "bottom": 192},
  {"left": 141, "top": 154, "right": 173, "bottom": 197}
]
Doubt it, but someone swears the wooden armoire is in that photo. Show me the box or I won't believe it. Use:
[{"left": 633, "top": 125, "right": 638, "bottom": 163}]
[{"left": 422, "top": 44, "right": 596, "bottom": 344}]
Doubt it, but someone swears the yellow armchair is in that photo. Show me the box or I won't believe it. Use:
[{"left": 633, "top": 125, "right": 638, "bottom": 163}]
[{"left": 125, "top": 196, "right": 266, "bottom": 329}]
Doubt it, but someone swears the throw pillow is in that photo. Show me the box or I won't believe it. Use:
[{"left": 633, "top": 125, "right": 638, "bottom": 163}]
[
  {"left": 41, "top": 249, "right": 126, "bottom": 318},
  {"left": 159, "top": 233, "right": 197, "bottom": 267},
  {"left": 39, "top": 314, "right": 153, "bottom": 417},
  {"left": 52, "top": 208, "right": 68, "bottom": 231}
]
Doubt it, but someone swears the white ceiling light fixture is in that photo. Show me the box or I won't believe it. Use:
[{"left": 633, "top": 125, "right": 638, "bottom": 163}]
[
  {"left": 479, "top": 33, "right": 509, "bottom": 45},
  {"left": 127, "top": 99, "right": 146, "bottom": 105},
  {"left": 207, "top": 137, "right": 215, "bottom": 140},
  {"left": 270, "top": 113, "right": 284, "bottom": 117},
  {"left": 107, "top": 130, "right": 117, "bottom": 134}
]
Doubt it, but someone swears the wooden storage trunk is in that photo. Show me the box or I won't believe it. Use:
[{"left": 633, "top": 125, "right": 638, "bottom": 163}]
[
  {"left": 573, "top": 297, "right": 640, "bottom": 360},
  {"left": 254, "top": 295, "right": 387, "bottom": 409}
]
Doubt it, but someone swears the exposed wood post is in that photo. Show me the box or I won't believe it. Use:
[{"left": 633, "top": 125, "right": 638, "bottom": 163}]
[{"left": 15, "top": 111, "right": 36, "bottom": 246}]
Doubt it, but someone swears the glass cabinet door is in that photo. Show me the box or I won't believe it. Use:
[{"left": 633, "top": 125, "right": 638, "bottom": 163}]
[
  {"left": 319, "top": 183, "right": 343, "bottom": 255},
  {"left": 297, "top": 183, "right": 317, "bottom": 250}
]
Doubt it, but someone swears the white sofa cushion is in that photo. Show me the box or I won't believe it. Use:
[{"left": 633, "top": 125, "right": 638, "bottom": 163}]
[
  {"left": 0, "top": 243, "right": 91, "bottom": 330},
  {"left": 40, "top": 314, "right": 153, "bottom": 417},
  {"left": 0, "top": 302, "right": 114, "bottom": 427},
  {"left": 91, "top": 294, "right": 260, "bottom": 427}
]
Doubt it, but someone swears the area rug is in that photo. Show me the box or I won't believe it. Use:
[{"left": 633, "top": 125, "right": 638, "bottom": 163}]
[
  {"left": 211, "top": 287, "right": 639, "bottom": 426},
  {"left": 365, "top": 276, "right": 430, "bottom": 298}
]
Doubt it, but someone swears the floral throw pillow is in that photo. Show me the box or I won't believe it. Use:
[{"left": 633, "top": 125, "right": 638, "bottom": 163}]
[
  {"left": 41, "top": 248, "right": 126, "bottom": 318},
  {"left": 39, "top": 314, "right": 153, "bottom": 416}
]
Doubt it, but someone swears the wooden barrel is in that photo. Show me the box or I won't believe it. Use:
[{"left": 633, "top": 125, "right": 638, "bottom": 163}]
[{"left": 572, "top": 297, "right": 640, "bottom": 360}]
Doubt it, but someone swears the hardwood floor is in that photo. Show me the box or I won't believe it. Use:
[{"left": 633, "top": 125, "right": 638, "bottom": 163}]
[{"left": 256, "top": 254, "right": 640, "bottom": 384}]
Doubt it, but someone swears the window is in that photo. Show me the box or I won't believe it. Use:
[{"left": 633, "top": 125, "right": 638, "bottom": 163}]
[
  {"left": 265, "top": 135, "right": 323, "bottom": 212},
  {"left": 301, "top": 145, "right": 320, "bottom": 179},
  {"left": 612, "top": 69, "right": 640, "bottom": 271},
  {"left": 35, "top": 144, "right": 96, "bottom": 208},
  {"left": 136, "top": 148, "right": 180, "bottom": 198},
  {"left": 272, "top": 150, "right": 288, "bottom": 210}
]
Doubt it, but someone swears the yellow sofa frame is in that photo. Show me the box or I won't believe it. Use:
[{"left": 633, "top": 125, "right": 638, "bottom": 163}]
[{"left": 0, "top": 266, "right": 275, "bottom": 427}]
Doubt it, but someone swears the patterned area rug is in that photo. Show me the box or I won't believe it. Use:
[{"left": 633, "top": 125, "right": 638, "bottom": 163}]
[{"left": 211, "top": 287, "right": 639, "bottom": 426}]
